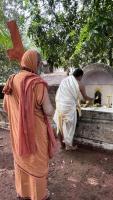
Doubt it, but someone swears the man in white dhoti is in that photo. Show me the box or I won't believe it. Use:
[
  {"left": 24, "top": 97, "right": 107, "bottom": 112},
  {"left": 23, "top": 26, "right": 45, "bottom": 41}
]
[{"left": 54, "top": 68, "right": 93, "bottom": 150}]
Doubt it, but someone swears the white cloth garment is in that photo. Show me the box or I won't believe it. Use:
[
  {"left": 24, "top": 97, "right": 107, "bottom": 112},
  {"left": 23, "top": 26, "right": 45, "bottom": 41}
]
[{"left": 54, "top": 75, "right": 80, "bottom": 146}]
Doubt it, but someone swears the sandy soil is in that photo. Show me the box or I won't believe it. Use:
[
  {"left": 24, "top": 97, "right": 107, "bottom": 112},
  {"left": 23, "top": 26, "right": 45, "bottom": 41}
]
[{"left": 1, "top": 128, "right": 113, "bottom": 200}]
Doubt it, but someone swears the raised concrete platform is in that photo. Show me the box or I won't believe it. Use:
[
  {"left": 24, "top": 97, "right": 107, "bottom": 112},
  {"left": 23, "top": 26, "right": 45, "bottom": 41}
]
[{"left": 75, "top": 107, "right": 113, "bottom": 150}]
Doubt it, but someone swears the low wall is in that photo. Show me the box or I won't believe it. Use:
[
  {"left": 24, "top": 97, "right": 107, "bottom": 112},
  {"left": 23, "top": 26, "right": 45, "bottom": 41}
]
[
  {"left": 0, "top": 84, "right": 59, "bottom": 129},
  {"left": 48, "top": 85, "right": 58, "bottom": 108},
  {"left": 75, "top": 108, "right": 113, "bottom": 150},
  {"left": 1, "top": 82, "right": 113, "bottom": 150}
]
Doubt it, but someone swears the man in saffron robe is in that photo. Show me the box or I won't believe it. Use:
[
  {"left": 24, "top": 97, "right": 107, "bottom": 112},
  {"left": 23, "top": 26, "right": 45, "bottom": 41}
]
[
  {"left": 54, "top": 68, "right": 93, "bottom": 150},
  {"left": 3, "top": 50, "right": 57, "bottom": 200}
]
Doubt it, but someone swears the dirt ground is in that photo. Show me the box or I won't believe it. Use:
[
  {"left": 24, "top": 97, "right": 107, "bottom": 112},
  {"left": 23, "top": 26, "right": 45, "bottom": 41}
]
[{"left": 1, "top": 128, "right": 113, "bottom": 200}]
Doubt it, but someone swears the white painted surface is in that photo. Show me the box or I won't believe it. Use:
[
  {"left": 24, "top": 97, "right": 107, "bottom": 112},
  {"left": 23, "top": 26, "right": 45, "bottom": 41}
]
[
  {"left": 85, "top": 85, "right": 113, "bottom": 105},
  {"left": 81, "top": 107, "right": 113, "bottom": 113}
]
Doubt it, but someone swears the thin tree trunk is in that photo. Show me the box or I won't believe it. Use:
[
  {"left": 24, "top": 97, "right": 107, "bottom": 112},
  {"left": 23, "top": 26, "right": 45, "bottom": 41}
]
[
  {"left": 108, "top": 47, "right": 112, "bottom": 66},
  {"left": 49, "top": 65, "right": 54, "bottom": 73}
]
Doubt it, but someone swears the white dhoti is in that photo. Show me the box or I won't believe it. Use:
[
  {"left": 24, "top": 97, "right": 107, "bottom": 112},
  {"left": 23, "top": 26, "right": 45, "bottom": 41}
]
[{"left": 54, "top": 75, "right": 80, "bottom": 146}]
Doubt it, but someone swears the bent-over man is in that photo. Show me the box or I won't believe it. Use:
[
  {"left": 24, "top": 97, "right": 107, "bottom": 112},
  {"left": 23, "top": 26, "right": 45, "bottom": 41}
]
[{"left": 54, "top": 68, "right": 93, "bottom": 150}]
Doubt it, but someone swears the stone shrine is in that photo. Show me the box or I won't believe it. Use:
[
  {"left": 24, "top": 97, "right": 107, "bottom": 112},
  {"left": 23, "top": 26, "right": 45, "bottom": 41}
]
[{"left": 75, "top": 63, "right": 113, "bottom": 150}]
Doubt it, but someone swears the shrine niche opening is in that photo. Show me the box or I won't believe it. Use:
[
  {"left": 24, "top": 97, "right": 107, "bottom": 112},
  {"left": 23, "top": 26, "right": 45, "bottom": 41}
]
[{"left": 94, "top": 90, "right": 102, "bottom": 106}]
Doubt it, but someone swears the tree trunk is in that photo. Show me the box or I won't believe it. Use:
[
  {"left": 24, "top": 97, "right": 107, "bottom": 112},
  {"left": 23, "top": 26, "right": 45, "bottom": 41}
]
[
  {"left": 49, "top": 65, "right": 54, "bottom": 73},
  {"left": 108, "top": 47, "right": 112, "bottom": 66},
  {"left": 47, "top": 58, "right": 54, "bottom": 73}
]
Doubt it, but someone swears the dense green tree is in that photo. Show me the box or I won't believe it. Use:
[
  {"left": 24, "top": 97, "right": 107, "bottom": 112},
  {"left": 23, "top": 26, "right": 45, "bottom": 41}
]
[
  {"left": 0, "top": 0, "right": 31, "bottom": 82},
  {"left": 1, "top": 0, "right": 113, "bottom": 78},
  {"left": 28, "top": 0, "right": 80, "bottom": 71},
  {"left": 29, "top": 0, "right": 113, "bottom": 68},
  {"left": 72, "top": 0, "right": 113, "bottom": 66},
  {"left": 0, "top": 0, "right": 14, "bottom": 83}
]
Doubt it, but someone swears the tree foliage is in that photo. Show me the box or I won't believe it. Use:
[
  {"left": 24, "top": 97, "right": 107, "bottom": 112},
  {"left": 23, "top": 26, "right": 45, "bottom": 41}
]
[
  {"left": 28, "top": 0, "right": 80, "bottom": 70},
  {"left": 0, "top": 0, "right": 30, "bottom": 82},
  {"left": 73, "top": 0, "right": 113, "bottom": 67},
  {"left": 1, "top": 0, "right": 113, "bottom": 77},
  {"left": 29, "top": 0, "right": 113, "bottom": 68}
]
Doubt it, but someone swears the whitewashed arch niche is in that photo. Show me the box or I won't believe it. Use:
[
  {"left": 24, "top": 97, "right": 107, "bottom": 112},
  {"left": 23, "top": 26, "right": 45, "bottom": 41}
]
[{"left": 82, "top": 63, "right": 113, "bottom": 107}]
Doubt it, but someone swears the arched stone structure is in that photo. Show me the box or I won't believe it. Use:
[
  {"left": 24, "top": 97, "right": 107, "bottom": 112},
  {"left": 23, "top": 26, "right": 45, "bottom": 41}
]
[{"left": 82, "top": 63, "right": 113, "bottom": 106}]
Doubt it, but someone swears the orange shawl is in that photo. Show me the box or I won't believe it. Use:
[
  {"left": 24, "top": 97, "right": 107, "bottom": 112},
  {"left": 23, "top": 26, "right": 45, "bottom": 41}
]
[{"left": 3, "top": 73, "right": 57, "bottom": 158}]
